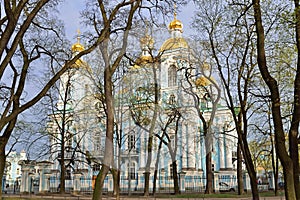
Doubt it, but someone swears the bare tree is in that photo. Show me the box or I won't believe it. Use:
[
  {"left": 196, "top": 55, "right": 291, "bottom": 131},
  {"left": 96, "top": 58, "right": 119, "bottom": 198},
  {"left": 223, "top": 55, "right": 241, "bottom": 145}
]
[
  {"left": 174, "top": 51, "right": 221, "bottom": 194},
  {"left": 84, "top": 1, "right": 143, "bottom": 199},
  {"left": 252, "top": 0, "right": 300, "bottom": 199},
  {"left": 153, "top": 108, "right": 181, "bottom": 195},
  {"left": 128, "top": 57, "right": 161, "bottom": 196},
  {"left": 46, "top": 61, "right": 99, "bottom": 194},
  {"left": 0, "top": 1, "right": 107, "bottom": 197},
  {"left": 192, "top": 0, "right": 268, "bottom": 198}
]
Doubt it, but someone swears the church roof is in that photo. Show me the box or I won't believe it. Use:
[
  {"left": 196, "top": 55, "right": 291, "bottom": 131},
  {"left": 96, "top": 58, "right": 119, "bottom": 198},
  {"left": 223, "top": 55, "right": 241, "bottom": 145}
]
[
  {"left": 160, "top": 37, "right": 189, "bottom": 52},
  {"left": 195, "top": 76, "right": 216, "bottom": 87},
  {"left": 135, "top": 55, "right": 154, "bottom": 66},
  {"left": 159, "top": 8, "right": 189, "bottom": 52}
]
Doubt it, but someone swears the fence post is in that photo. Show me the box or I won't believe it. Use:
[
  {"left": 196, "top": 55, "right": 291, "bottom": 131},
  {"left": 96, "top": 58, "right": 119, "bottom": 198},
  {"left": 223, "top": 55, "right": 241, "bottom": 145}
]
[
  {"left": 160, "top": 169, "right": 165, "bottom": 190},
  {"left": 107, "top": 172, "right": 113, "bottom": 193},
  {"left": 19, "top": 161, "right": 34, "bottom": 194},
  {"left": 73, "top": 172, "right": 82, "bottom": 195},
  {"left": 37, "top": 161, "right": 52, "bottom": 194},
  {"left": 179, "top": 171, "right": 186, "bottom": 192},
  {"left": 2, "top": 168, "right": 7, "bottom": 193},
  {"left": 243, "top": 172, "right": 251, "bottom": 192},
  {"left": 44, "top": 173, "right": 51, "bottom": 193},
  {"left": 214, "top": 172, "right": 219, "bottom": 193}
]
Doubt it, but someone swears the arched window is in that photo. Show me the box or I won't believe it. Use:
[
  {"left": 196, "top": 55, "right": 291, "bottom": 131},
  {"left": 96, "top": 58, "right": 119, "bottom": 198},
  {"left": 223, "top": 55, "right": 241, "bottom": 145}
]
[
  {"left": 168, "top": 94, "right": 176, "bottom": 105},
  {"left": 168, "top": 65, "right": 177, "bottom": 87}
]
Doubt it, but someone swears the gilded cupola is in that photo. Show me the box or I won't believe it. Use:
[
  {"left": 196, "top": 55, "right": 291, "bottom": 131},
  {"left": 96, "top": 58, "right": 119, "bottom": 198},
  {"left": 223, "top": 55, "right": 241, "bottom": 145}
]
[
  {"left": 71, "top": 30, "right": 85, "bottom": 54},
  {"left": 168, "top": 10, "right": 183, "bottom": 33},
  {"left": 135, "top": 25, "right": 155, "bottom": 66},
  {"left": 160, "top": 5, "right": 189, "bottom": 52}
]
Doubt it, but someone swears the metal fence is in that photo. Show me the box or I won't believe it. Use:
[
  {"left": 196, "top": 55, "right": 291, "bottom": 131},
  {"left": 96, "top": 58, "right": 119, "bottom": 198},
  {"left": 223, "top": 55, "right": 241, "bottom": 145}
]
[
  {"left": 4, "top": 175, "right": 246, "bottom": 195},
  {"left": 44, "top": 175, "right": 211, "bottom": 194}
]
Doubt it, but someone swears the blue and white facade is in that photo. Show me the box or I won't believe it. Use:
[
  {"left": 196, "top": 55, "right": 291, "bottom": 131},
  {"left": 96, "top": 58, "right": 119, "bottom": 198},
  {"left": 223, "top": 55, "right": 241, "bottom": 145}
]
[
  {"left": 44, "top": 16, "right": 238, "bottom": 191},
  {"left": 2, "top": 150, "right": 26, "bottom": 192}
]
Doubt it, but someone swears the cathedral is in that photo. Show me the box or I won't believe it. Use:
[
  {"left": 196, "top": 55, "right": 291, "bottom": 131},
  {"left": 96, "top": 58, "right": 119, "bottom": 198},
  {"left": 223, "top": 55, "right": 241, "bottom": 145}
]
[{"left": 41, "top": 14, "right": 238, "bottom": 193}]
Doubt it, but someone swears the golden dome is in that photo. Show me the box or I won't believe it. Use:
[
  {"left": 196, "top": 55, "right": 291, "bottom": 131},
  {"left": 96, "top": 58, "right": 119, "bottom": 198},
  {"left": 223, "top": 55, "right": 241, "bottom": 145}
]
[
  {"left": 131, "top": 64, "right": 141, "bottom": 70},
  {"left": 71, "top": 43, "right": 85, "bottom": 53},
  {"left": 160, "top": 37, "right": 189, "bottom": 52},
  {"left": 72, "top": 30, "right": 85, "bottom": 53},
  {"left": 195, "top": 76, "right": 216, "bottom": 87},
  {"left": 168, "top": 19, "right": 183, "bottom": 31},
  {"left": 135, "top": 55, "right": 153, "bottom": 65},
  {"left": 168, "top": 3, "right": 183, "bottom": 32}
]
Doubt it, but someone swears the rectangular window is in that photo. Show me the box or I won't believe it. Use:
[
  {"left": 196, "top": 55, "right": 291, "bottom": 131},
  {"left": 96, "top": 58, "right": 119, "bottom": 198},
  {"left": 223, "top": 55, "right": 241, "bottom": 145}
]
[
  {"left": 93, "top": 164, "right": 101, "bottom": 171},
  {"left": 128, "top": 134, "right": 135, "bottom": 150},
  {"left": 65, "top": 169, "right": 71, "bottom": 180},
  {"left": 170, "top": 164, "right": 173, "bottom": 179},
  {"left": 128, "top": 162, "right": 136, "bottom": 180}
]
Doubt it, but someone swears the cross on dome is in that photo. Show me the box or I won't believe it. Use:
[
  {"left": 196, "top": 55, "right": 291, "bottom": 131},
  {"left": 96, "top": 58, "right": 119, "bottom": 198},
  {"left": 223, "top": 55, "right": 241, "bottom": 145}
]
[
  {"left": 71, "top": 29, "right": 85, "bottom": 53},
  {"left": 168, "top": 3, "right": 183, "bottom": 32}
]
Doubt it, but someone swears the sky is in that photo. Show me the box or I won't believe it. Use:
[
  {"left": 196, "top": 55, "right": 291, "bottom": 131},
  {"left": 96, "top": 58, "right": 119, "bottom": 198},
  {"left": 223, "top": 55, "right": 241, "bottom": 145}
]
[
  {"left": 4, "top": 1, "right": 197, "bottom": 154},
  {"left": 58, "top": 1, "right": 196, "bottom": 44},
  {"left": 59, "top": 0, "right": 85, "bottom": 41}
]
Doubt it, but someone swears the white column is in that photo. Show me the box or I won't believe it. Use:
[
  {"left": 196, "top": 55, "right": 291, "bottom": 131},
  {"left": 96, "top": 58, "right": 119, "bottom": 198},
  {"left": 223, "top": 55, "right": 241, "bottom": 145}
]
[
  {"left": 197, "top": 131, "right": 202, "bottom": 170},
  {"left": 20, "top": 167, "right": 29, "bottom": 193},
  {"left": 181, "top": 124, "right": 188, "bottom": 170},
  {"left": 187, "top": 125, "right": 196, "bottom": 169},
  {"left": 107, "top": 173, "right": 113, "bottom": 193},
  {"left": 28, "top": 173, "right": 35, "bottom": 194},
  {"left": 139, "top": 135, "right": 146, "bottom": 168},
  {"left": 214, "top": 172, "right": 220, "bottom": 193},
  {"left": 44, "top": 173, "right": 51, "bottom": 193},
  {"left": 225, "top": 137, "right": 233, "bottom": 169},
  {"left": 160, "top": 169, "right": 165, "bottom": 188},
  {"left": 179, "top": 171, "right": 186, "bottom": 192},
  {"left": 243, "top": 172, "right": 251, "bottom": 192},
  {"left": 37, "top": 162, "right": 52, "bottom": 193},
  {"left": 219, "top": 134, "right": 225, "bottom": 169},
  {"left": 73, "top": 172, "right": 82, "bottom": 194}
]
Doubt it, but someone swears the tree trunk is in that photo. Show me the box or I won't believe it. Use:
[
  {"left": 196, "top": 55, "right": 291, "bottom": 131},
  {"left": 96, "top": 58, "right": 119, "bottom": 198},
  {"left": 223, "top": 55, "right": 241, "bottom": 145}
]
[
  {"left": 153, "top": 137, "right": 163, "bottom": 195},
  {"left": 172, "top": 161, "right": 180, "bottom": 195},
  {"left": 144, "top": 171, "right": 151, "bottom": 196},
  {"left": 0, "top": 119, "right": 17, "bottom": 197},
  {"left": 271, "top": 133, "right": 278, "bottom": 196},
  {"left": 152, "top": 169, "right": 158, "bottom": 195},
  {"left": 60, "top": 149, "right": 66, "bottom": 194},
  {"left": 111, "top": 169, "right": 120, "bottom": 200},
  {"left": 253, "top": 1, "right": 296, "bottom": 199},
  {"left": 93, "top": 47, "right": 115, "bottom": 199},
  {"left": 0, "top": 142, "right": 6, "bottom": 199},
  {"left": 242, "top": 140, "right": 259, "bottom": 200},
  {"left": 237, "top": 144, "right": 244, "bottom": 195},
  {"left": 144, "top": 68, "right": 160, "bottom": 196},
  {"left": 290, "top": 1, "right": 300, "bottom": 199},
  {"left": 93, "top": 165, "right": 110, "bottom": 200},
  {"left": 205, "top": 151, "right": 213, "bottom": 194}
]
